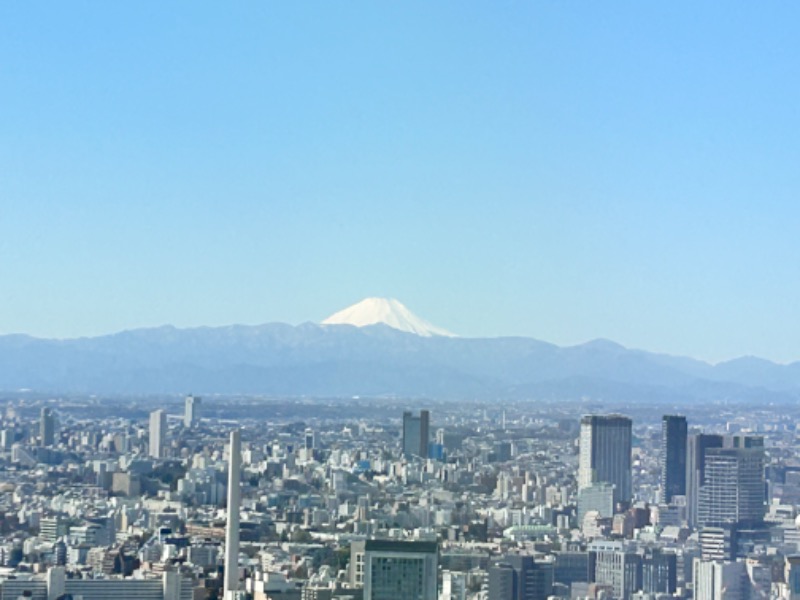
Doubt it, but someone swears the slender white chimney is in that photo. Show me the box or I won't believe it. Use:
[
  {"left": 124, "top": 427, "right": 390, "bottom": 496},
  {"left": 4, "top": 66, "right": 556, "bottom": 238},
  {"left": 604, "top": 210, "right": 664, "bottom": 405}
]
[{"left": 224, "top": 429, "right": 241, "bottom": 598}]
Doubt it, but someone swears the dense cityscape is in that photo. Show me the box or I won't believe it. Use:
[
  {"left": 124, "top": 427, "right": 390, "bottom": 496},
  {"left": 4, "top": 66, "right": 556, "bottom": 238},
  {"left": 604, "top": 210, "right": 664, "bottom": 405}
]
[
  {"left": 1, "top": 393, "right": 798, "bottom": 600},
  {"left": 4, "top": 1, "right": 798, "bottom": 600}
]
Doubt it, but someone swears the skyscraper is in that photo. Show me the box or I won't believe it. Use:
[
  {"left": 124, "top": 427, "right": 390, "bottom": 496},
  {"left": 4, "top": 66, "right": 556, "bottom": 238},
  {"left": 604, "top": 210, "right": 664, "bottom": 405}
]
[
  {"left": 419, "top": 409, "right": 429, "bottom": 456},
  {"left": 0, "top": 428, "right": 12, "bottom": 450},
  {"left": 403, "top": 410, "right": 430, "bottom": 458},
  {"left": 149, "top": 409, "right": 166, "bottom": 459},
  {"left": 686, "top": 433, "right": 724, "bottom": 528},
  {"left": 697, "top": 436, "right": 765, "bottom": 528},
  {"left": 660, "top": 415, "right": 688, "bottom": 503},
  {"left": 304, "top": 428, "right": 316, "bottom": 450},
  {"left": 224, "top": 429, "right": 242, "bottom": 599},
  {"left": 184, "top": 395, "right": 200, "bottom": 428},
  {"left": 40, "top": 407, "right": 55, "bottom": 447},
  {"left": 578, "top": 415, "right": 632, "bottom": 506}
]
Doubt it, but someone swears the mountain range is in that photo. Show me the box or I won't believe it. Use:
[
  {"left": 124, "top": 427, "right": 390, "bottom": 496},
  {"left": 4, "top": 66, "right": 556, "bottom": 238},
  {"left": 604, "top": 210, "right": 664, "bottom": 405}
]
[{"left": 1, "top": 298, "right": 798, "bottom": 402}]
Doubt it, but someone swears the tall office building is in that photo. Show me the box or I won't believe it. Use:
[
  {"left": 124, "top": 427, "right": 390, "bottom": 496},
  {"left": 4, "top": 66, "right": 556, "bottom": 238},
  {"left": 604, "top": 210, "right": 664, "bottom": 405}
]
[
  {"left": 184, "top": 395, "right": 200, "bottom": 428},
  {"left": 578, "top": 415, "right": 632, "bottom": 506},
  {"left": 149, "top": 409, "right": 166, "bottom": 459},
  {"left": 360, "top": 539, "right": 438, "bottom": 600},
  {"left": 224, "top": 429, "right": 242, "bottom": 599},
  {"left": 420, "top": 409, "right": 429, "bottom": 454},
  {"left": 0, "top": 428, "right": 13, "bottom": 450},
  {"left": 697, "top": 436, "right": 765, "bottom": 529},
  {"left": 403, "top": 410, "right": 430, "bottom": 458},
  {"left": 40, "top": 407, "right": 55, "bottom": 447},
  {"left": 489, "top": 555, "right": 554, "bottom": 600},
  {"left": 660, "top": 415, "right": 688, "bottom": 503},
  {"left": 686, "top": 433, "right": 724, "bottom": 528},
  {"left": 304, "top": 428, "right": 317, "bottom": 450}
]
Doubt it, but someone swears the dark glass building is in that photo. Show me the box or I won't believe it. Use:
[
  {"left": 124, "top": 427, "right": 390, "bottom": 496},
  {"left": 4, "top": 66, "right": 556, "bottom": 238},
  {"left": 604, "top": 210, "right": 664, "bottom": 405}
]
[
  {"left": 402, "top": 410, "right": 430, "bottom": 458},
  {"left": 660, "top": 415, "right": 688, "bottom": 503},
  {"left": 489, "top": 555, "right": 554, "bottom": 600}
]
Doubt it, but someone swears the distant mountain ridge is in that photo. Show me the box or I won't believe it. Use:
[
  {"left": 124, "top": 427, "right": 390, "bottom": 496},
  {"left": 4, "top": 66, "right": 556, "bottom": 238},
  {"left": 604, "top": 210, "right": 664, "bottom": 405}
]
[{"left": 0, "top": 320, "right": 799, "bottom": 401}]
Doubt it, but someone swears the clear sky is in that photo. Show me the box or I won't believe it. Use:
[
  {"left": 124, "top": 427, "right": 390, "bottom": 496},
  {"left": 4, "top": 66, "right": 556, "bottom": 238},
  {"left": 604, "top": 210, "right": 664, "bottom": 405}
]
[{"left": 1, "top": 2, "right": 799, "bottom": 363}]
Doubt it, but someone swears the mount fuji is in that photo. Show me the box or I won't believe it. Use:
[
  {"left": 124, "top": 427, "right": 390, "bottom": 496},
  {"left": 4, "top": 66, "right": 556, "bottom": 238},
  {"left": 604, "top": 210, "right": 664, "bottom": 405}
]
[
  {"left": 322, "top": 298, "right": 455, "bottom": 337},
  {"left": 0, "top": 299, "right": 800, "bottom": 400}
]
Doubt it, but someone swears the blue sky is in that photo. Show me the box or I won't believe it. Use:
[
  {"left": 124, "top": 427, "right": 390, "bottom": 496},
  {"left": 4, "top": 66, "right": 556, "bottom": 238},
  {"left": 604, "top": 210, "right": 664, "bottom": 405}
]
[{"left": 1, "top": 2, "right": 799, "bottom": 363}]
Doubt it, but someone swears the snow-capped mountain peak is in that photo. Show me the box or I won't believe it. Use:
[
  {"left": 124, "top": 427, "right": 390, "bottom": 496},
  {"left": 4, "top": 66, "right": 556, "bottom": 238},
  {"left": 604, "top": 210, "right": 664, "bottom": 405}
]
[{"left": 321, "top": 297, "right": 456, "bottom": 337}]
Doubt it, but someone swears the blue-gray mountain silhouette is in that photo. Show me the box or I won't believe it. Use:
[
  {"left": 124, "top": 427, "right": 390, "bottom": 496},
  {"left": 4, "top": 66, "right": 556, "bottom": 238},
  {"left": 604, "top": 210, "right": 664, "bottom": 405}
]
[{"left": 0, "top": 323, "right": 798, "bottom": 401}]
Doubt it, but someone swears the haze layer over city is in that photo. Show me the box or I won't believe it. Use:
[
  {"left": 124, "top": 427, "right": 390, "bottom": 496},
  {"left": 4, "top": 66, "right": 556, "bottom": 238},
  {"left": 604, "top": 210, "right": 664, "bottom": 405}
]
[{"left": 1, "top": 3, "right": 799, "bottom": 600}]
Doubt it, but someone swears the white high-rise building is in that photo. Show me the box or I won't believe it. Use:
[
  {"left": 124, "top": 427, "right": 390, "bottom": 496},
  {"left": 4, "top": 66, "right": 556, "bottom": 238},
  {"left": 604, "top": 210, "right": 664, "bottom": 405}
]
[
  {"left": 0, "top": 428, "right": 13, "bottom": 450},
  {"left": 686, "top": 433, "right": 724, "bottom": 528},
  {"left": 184, "top": 395, "right": 200, "bottom": 428},
  {"left": 697, "top": 436, "right": 765, "bottom": 528},
  {"left": 149, "top": 409, "right": 166, "bottom": 459}
]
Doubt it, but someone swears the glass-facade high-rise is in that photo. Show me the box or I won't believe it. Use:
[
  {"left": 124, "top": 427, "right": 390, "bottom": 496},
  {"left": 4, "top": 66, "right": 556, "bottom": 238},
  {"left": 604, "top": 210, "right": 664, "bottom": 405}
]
[
  {"left": 403, "top": 410, "right": 430, "bottom": 458},
  {"left": 362, "top": 540, "right": 438, "bottom": 600},
  {"left": 40, "top": 407, "right": 55, "bottom": 447},
  {"left": 660, "top": 415, "right": 688, "bottom": 503},
  {"left": 578, "top": 415, "right": 632, "bottom": 506}
]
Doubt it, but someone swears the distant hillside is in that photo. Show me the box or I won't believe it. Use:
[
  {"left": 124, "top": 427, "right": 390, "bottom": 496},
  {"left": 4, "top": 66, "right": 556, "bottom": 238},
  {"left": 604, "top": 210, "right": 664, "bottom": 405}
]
[{"left": 0, "top": 322, "right": 798, "bottom": 401}]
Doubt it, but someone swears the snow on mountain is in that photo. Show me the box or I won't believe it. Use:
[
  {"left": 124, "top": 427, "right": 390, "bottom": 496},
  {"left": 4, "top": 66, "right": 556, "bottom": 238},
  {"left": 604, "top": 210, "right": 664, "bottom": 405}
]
[{"left": 321, "top": 297, "right": 456, "bottom": 337}]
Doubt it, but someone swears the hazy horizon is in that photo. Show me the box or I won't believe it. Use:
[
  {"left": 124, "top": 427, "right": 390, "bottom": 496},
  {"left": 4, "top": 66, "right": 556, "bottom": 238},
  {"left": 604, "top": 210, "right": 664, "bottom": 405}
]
[{"left": 0, "top": 295, "right": 795, "bottom": 367}]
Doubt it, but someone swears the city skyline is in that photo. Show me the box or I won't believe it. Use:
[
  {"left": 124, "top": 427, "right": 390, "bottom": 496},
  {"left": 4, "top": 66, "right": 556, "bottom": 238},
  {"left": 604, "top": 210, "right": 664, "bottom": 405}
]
[
  {"left": 2, "top": 3, "right": 800, "bottom": 363},
  {"left": 0, "top": 391, "right": 789, "bottom": 600}
]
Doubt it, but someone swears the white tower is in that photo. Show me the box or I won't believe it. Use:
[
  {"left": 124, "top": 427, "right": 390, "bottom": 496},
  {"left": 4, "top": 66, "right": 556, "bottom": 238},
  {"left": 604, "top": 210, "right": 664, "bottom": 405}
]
[
  {"left": 224, "top": 429, "right": 242, "bottom": 599},
  {"left": 149, "top": 409, "right": 166, "bottom": 459},
  {"left": 184, "top": 395, "right": 200, "bottom": 428}
]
